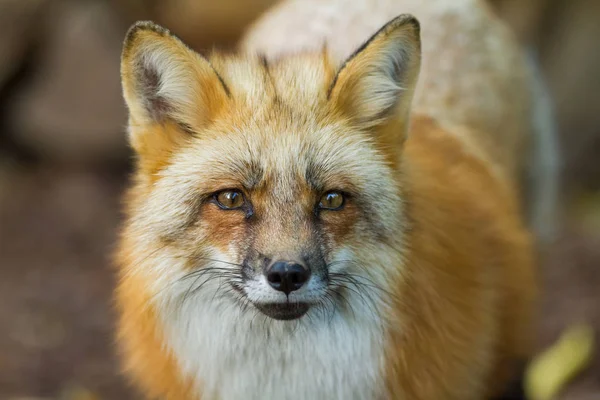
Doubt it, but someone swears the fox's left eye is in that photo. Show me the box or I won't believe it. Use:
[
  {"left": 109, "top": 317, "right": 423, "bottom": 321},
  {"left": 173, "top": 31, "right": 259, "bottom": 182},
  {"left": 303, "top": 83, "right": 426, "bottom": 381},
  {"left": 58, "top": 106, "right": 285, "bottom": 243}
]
[
  {"left": 318, "top": 191, "right": 345, "bottom": 210},
  {"left": 215, "top": 190, "right": 245, "bottom": 210}
]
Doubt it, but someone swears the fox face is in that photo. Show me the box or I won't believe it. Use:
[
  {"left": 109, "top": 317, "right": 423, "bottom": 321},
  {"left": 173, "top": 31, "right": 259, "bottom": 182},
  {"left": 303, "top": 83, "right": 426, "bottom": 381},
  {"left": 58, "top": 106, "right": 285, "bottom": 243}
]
[
  {"left": 137, "top": 114, "right": 401, "bottom": 321},
  {"left": 120, "top": 17, "right": 420, "bottom": 325}
]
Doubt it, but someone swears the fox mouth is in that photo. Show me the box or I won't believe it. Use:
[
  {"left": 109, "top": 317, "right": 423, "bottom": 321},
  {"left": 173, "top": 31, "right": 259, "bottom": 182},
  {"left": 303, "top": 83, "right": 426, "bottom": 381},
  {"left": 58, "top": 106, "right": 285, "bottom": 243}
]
[{"left": 252, "top": 302, "right": 310, "bottom": 320}]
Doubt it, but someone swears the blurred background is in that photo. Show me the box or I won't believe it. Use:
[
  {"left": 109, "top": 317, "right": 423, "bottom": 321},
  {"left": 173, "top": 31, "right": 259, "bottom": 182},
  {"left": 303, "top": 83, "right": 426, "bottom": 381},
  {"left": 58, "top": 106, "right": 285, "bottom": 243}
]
[{"left": 0, "top": 0, "right": 598, "bottom": 398}]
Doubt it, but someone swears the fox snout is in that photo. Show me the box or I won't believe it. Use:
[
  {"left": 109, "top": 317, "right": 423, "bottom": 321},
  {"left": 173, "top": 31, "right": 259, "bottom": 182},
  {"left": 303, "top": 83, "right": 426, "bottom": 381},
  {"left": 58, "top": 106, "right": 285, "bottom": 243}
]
[
  {"left": 265, "top": 260, "right": 311, "bottom": 295},
  {"left": 239, "top": 251, "right": 328, "bottom": 320}
]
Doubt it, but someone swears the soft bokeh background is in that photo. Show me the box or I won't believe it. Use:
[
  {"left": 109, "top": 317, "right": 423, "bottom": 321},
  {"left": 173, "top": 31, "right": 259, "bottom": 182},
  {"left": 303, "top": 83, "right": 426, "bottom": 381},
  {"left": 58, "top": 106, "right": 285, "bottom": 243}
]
[{"left": 0, "top": 0, "right": 598, "bottom": 398}]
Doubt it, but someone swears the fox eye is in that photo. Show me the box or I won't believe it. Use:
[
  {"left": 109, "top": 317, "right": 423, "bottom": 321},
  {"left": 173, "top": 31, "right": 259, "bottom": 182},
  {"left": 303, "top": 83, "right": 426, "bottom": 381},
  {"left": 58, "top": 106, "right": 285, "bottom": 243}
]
[
  {"left": 318, "top": 191, "right": 345, "bottom": 211},
  {"left": 215, "top": 190, "right": 245, "bottom": 210}
]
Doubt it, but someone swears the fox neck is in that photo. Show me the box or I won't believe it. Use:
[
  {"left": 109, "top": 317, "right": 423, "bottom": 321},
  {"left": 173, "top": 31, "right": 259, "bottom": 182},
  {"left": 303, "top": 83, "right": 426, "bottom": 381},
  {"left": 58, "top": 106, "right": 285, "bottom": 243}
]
[{"left": 154, "top": 262, "right": 397, "bottom": 400}]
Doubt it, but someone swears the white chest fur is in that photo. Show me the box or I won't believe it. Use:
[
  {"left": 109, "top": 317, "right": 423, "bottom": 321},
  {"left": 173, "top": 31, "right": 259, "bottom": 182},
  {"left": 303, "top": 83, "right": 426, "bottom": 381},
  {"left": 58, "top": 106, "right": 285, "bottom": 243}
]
[{"left": 157, "top": 291, "right": 387, "bottom": 400}]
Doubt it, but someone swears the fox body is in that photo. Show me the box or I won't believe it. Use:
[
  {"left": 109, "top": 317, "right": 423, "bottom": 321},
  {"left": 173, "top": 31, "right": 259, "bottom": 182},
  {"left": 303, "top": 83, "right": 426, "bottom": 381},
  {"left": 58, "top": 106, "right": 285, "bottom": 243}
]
[{"left": 116, "top": 0, "right": 548, "bottom": 398}]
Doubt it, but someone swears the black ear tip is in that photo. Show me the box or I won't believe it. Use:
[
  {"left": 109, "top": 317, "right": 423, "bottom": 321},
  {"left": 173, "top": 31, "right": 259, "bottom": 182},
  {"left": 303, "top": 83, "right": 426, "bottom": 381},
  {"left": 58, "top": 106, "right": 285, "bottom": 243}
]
[
  {"left": 122, "top": 20, "right": 170, "bottom": 55},
  {"left": 386, "top": 14, "right": 420, "bottom": 36},
  {"left": 128, "top": 20, "right": 170, "bottom": 38}
]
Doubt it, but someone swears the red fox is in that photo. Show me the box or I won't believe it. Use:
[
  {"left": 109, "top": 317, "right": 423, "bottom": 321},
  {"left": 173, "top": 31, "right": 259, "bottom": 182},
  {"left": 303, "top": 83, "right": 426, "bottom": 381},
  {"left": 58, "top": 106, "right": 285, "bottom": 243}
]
[{"left": 116, "top": 0, "right": 556, "bottom": 398}]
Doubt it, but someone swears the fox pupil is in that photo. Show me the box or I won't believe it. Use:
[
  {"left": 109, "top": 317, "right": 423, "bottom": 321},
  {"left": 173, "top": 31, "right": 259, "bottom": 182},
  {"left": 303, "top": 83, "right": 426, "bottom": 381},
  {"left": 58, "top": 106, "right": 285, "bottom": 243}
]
[
  {"left": 320, "top": 192, "right": 344, "bottom": 210},
  {"left": 216, "top": 190, "right": 244, "bottom": 209}
]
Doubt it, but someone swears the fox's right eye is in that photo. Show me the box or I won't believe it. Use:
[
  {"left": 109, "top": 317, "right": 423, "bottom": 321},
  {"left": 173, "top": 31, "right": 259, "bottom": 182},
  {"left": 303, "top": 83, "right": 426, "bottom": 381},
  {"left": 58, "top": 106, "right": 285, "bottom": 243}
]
[{"left": 214, "top": 190, "right": 245, "bottom": 210}]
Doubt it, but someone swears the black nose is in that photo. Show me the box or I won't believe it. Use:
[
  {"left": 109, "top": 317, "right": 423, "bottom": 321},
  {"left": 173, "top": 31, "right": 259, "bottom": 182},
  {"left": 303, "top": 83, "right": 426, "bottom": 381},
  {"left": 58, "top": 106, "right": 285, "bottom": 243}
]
[{"left": 266, "top": 261, "right": 310, "bottom": 295}]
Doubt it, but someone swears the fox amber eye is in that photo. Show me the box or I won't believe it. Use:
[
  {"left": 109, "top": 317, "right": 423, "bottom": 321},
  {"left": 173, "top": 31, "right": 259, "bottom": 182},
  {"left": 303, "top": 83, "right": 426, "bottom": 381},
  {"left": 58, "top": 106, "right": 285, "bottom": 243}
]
[
  {"left": 319, "top": 191, "right": 345, "bottom": 210},
  {"left": 215, "top": 190, "right": 245, "bottom": 210}
]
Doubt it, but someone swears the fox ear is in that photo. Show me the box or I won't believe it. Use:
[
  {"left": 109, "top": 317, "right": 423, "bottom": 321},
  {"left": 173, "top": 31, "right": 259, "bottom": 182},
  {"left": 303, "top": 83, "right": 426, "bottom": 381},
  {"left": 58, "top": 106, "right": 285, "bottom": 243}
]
[
  {"left": 328, "top": 15, "right": 421, "bottom": 141},
  {"left": 121, "top": 21, "right": 229, "bottom": 157}
]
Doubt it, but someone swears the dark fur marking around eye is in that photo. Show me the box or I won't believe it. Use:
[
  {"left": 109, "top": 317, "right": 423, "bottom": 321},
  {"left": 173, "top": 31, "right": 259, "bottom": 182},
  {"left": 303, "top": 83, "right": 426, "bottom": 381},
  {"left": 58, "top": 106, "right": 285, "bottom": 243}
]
[
  {"left": 230, "top": 158, "right": 264, "bottom": 190},
  {"left": 310, "top": 210, "right": 334, "bottom": 264},
  {"left": 354, "top": 197, "right": 391, "bottom": 241},
  {"left": 246, "top": 160, "right": 265, "bottom": 189},
  {"left": 305, "top": 159, "right": 325, "bottom": 193},
  {"left": 157, "top": 193, "right": 207, "bottom": 243}
]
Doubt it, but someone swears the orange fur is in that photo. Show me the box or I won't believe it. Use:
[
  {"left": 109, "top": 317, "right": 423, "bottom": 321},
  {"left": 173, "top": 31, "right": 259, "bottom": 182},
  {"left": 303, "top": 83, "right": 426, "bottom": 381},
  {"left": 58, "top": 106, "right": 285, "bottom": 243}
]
[
  {"left": 116, "top": 239, "right": 196, "bottom": 399},
  {"left": 386, "top": 116, "right": 536, "bottom": 398}
]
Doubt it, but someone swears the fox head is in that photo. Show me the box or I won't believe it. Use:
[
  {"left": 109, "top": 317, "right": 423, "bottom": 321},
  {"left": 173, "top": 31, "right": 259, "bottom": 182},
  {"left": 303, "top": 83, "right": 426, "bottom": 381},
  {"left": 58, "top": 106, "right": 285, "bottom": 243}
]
[{"left": 119, "top": 16, "right": 420, "bottom": 322}]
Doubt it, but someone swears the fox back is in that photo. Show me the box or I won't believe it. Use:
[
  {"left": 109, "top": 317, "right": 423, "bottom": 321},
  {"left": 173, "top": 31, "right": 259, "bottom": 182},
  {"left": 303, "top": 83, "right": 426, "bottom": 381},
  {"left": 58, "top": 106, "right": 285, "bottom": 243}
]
[{"left": 116, "top": 2, "right": 541, "bottom": 399}]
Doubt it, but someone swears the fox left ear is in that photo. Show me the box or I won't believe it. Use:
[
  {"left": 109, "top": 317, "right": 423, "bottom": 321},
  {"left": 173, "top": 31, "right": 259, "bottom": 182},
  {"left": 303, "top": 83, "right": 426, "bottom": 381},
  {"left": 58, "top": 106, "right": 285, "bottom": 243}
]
[
  {"left": 120, "top": 21, "right": 230, "bottom": 164},
  {"left": 328, "top": 15, "right": 421, "bottom": 143}
]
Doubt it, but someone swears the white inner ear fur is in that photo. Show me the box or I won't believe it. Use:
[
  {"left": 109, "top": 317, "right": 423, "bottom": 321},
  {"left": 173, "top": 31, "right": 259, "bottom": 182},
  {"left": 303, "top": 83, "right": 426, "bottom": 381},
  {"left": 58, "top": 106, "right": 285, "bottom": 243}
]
[
  {"left": 132, "top": 40, "right": 200, "bottom": 123},
  {"left": 351, "top": 44, "right": 409, "bottom": 126}
]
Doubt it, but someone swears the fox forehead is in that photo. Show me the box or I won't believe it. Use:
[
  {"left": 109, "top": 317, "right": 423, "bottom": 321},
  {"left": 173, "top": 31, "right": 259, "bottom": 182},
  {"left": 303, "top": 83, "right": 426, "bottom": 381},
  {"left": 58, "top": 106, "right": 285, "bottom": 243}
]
[
  {"left": 209, "top": 52, "right": 336, "bottom": 111},
  {"left": 176, "top": 122, "right": 379, "bottom": 194}
]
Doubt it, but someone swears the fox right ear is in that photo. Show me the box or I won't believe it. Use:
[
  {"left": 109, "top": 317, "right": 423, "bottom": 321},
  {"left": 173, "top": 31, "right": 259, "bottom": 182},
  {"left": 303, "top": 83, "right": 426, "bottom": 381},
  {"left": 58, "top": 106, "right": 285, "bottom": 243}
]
[
  {"left": 121, "top": 21, "right": 230, "bottom": 157},
  {"left": 328, "top": 15, "right": 421, "bottom": 145}
]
